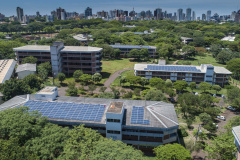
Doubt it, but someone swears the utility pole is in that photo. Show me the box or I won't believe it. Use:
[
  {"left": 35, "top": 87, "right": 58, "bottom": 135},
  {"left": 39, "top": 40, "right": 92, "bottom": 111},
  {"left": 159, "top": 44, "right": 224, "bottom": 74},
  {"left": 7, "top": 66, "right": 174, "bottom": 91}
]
[{"left": 194, "top": 124, "right": 202, "bottom": 145}]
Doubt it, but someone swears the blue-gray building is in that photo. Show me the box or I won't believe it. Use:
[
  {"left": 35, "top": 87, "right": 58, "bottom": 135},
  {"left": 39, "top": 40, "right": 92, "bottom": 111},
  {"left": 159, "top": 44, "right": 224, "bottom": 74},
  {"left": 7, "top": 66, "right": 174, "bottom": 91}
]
[
  {"left": 0, "top": 87, "right": 179, "bottom": 153},
  {"left": 233, "top": 126, "right": 240, "bottom": 160}
]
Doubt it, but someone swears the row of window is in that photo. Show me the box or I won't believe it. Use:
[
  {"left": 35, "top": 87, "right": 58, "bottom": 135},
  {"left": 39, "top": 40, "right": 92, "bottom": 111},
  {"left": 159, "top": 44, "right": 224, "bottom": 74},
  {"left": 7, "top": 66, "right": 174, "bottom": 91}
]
[
  {"left": 107, "top": 119, "right": 121, "bottom": 123},
  {"left": 107, "top": 130, "right": 120, "bottom": 134}
]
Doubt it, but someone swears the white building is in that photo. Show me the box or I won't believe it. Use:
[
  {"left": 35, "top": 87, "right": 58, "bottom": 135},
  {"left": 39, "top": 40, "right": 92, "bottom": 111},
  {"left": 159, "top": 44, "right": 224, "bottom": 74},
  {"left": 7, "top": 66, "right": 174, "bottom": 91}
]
[
  {"left": 16, "top": 63, "right": 36, "bottom": 79},
  {"left": 0, "top": 59, "right": 16, "bottom": 84}
]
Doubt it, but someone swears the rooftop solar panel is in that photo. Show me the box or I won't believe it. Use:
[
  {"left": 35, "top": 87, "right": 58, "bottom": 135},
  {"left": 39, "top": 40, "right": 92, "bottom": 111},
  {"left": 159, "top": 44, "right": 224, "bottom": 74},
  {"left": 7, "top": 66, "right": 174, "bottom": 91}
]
[
  {"left": 144, "top": 65, "right": 201, "bottom": 72},
  {"left": 131, "top": 106, "right": 150, "bottom": 125},
  {"left": 23, "top": 101, "right": 106, "bottom": 122}
]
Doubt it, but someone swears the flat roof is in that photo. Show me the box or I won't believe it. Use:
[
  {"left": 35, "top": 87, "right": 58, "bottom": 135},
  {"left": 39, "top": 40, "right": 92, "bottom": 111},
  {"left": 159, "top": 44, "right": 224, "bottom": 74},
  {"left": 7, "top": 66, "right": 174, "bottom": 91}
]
[
  {"left": 134, "top": 64, "right": 232, "bottom": 74},
  {"left": 107, "top": 102, "right": 123, "bottom": 114},
  {"left": 0, "top": 95, "right": 179, "bottom": 129},
  {"left": 36, "top": 87, "right": 57, "bottom": 95},
  {"left": 233, "top": 126, "right": 240, "bottom": 141},
  {"left": 13, "top": 45, "right": 102, "bottom": 53},
  {"left": 73, "top": 34, "right": 93, "bottom": 41},
  {"left": 13, "top": 45, "right": 51, "bottom": 52},
  {"left": 16, "top": 63, "right": 36, "bottom": 73},
  {"left": 110, "top": 45, "right": 157, "bottom": 49},
  {"left": 0, "top": 59, "right": 16, "bottom": 83}
]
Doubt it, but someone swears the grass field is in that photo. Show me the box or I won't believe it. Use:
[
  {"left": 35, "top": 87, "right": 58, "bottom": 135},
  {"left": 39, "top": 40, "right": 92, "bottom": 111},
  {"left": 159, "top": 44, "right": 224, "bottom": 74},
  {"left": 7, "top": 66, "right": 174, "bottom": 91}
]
[
  {"left": 176, "top": 55, "right": 226, "bottom": 67},
  {"left": 100, "top": 59, "right": 138, "bottom": 83},
  {"left": 111, "top": 70, "right": 135, "bottom": 87}
]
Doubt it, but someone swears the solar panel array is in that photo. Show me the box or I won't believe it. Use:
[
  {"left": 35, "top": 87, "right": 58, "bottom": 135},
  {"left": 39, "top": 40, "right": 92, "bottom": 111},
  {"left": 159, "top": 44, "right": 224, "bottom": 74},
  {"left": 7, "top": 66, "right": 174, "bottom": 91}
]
[
  {"left": 144, "top": 65, "right": 201, "bottom": 72},
  {"left": 24, "top": 101, "right": 105, "bottom": 122},
  {"left": 131, "top": 106, "right": 150, "bottom": 125},
  {"left": 110, "top": 45, "right": 154, "bottom": 49}
]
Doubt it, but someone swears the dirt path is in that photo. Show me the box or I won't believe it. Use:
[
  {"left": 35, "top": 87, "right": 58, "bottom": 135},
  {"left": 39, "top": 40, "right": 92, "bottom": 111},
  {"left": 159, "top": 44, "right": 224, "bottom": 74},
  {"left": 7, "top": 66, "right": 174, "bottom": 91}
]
[{"left": 173, "top": 60, "right": 179, "bottom": 65}]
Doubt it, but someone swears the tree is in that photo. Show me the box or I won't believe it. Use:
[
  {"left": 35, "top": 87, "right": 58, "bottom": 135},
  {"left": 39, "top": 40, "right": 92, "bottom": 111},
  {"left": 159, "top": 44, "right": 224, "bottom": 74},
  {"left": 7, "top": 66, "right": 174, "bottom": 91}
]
[
  {"left": 140, "top": 48, "right": 149, "bottom": 59},
  {"left": 216, "top": 49, "right": 233, "bottom": 64},
  {"left": 1, "top": 79, "right": 32, "bottom": 101},
  {"left": 88, "top": 85, "right": 97, "bottom": 94},
  {"left": 92, "top": 73, "right": 102, "bottom": 84},
  {"left": 140, "top": 77, "right": 148, "bottom": 86},
  {"left": 66, "top": 81, "right": 78, "bottom": 96},
  {"left": 22, "top": 56, "right": 37, "bottom": 64},
  {"left": 113, "top": 49, "right": 121, "bottom": 59},
  {"left": 79, "top": 74, "right": 92, "bottom": 85},
  {"left": 89, "top": 139, "right": 144, "bottom": 160},
  {"left": 226, "top": 58, "right": 240, "bottom": 80},
  {"left": 0, "top": 107, "right": 48, "bottom": 145},
  {"left": 173, "top": 81, "right": 188, "bottom": 93},
  {"left": 120, "top": 76, "right": 127, "bottom": 86},
  {"left": 154, "top": 143, "right": 192, "bottom": 160},
  {"left": 37, "top": 66, "right": 48, "bottom": 80},
  {"left": 99, "top": 86, "right": 107, "bottom": 93},
  {"left": 149, "top": 77, "right": 165, "bottom": 88},
  {"left": 165, "top": 79, "right": 172, "bottom": 88},
  {"left": 210, "top": 44, "right": 222, "bottom": 57},
  {"left": 128, "top": 49, "right": 140, "bottom": 59},
  {"left": 189, "top": 82, "right": 196, "bottom": 92},
  {"left": 98, "top": 92, "right": 115, "bottom": 99},
  {"left": 192, "top": 129, "right": 207, "bottom": 141},
  {"left": 57, "top": 73, "right": 66, "bottom": 83},
  {"left": 43, "top": 26, "right": 55, "bottom": 38},
  {"left": 38, "top": 62, "right": 52, "bottom": 76},
  {"left": 212, "top": 85, "right": 221, "bottom": 94},
  {"left": 102, "top": 45, "right": 114, "bottom": 58},
  {"left": 203, "top": 121, "right": 217, "bottom": 133},
  {"left": 182, "top": 45, "right": 195, "bottom": 58},
  {"left": 126, "top": 75, "right": 141, "bottom": 86},
  {"left": 227, "top": 87, "right": 240, "bottom": 102},
  {"left": 178, "top": 93, "right": 199, "bottom": 117},
  {"left": 73, "top": 70, "right": 83, "bottom": 82},
  {"left": 145, "top": 90, "right": 166, "bottom": 101},
  {"left": 23, "top": 74, "right": 42, "bottom": 90},
  {"left": 199, "top": 82, "right": 212, "bottom": 92},
  {"left": 157, "top": 44, "right": 175, "bottom": 59},
  {"left": 199, "top": 113, "right": 212, "bottom": 124}
]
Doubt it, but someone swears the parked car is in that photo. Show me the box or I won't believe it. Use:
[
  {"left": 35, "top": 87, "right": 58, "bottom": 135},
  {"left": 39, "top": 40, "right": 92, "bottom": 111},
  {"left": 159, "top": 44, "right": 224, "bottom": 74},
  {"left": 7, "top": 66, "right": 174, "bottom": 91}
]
[
  {"left": 227, "top": 106, "right": 236, "bottom": 111},
  {"left": 217, "top": 115, "right": 226, "bottom": 121},
  {"left": 195, "top": 92, "right": 199, "bottom": 95}
]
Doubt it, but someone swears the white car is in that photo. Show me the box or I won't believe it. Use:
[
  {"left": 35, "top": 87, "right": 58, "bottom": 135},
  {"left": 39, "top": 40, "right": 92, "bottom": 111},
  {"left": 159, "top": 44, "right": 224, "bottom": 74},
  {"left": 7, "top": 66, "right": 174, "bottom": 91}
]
[
  {"left": 227, "top": 106, "right": 236, "bottom": 111},
  {"left": 217, "top": 115, "right": 226, "bottom": 121}
]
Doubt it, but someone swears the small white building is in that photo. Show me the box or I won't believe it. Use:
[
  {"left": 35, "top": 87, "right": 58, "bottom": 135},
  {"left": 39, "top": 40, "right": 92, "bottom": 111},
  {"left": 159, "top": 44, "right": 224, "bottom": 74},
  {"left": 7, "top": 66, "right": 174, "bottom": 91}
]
[
  {"left": 16, "top": 63, "right": 36, "bottom": 79},
  {"left": 35, "top": 86, "right": 58, "bottom": 101}
]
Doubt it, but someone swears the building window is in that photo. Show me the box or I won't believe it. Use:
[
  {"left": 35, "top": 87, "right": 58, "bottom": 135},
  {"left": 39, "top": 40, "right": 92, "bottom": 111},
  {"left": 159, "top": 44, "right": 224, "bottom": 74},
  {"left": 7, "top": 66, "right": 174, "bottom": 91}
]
[
  {"left": 107, "top": 119, "right": 120, "bottom": 123},
  {"left": 107, "top": 130, "right": 120, "bottom": 134}
]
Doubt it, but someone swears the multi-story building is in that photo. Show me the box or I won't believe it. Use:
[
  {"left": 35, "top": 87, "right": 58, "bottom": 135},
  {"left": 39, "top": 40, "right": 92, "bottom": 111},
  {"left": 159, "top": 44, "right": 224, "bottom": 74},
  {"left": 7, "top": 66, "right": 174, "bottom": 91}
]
[
  {"left": 0, "top": 13, "right": 5, "bottom": 21},
  {"left": 13, "top": 42, "right": 102, "bottom": 75},
  {"left": 207, "top": 10, "right": 211, "bottom": 21},
  {"left": 154, "top": 8, "right": 162, "bottom": 20},
  {"left": 0, "top": 87, "right": 179, "bottom": 153},
  {"left": 109, "top": 45, "right": 157, "bottom": 58},
  {"left": 192, "top": 11, "right": 196, "bottom": 21},
  {"left": 233, "top": 126, "right": 240, "bottom": 160},
  {"left": 134, "top": 64, "right": 232, "bottom": 86},
  {"left": 56, "top": 7, "right": 65, "bottom": 20},
  {"left": 202, "top": 14, "right": 206, "bottom": 21},
  {"left": 16, "top": 7, "right": 24, "bottom": 22},
  {"left": 85, "top": 7, "right": 92, "bottom": 18},
  {"left": 235, "top": 10, "right": 240, "bottom": 23},
  {"left": 177, "top": 8, "right": 183, "bottom": 21},
  {"left": 186, "top": 8, "right": 191, "bottom": 21},
  {"left": 0, "top": 59, "right": 16, "bottom": 84}
]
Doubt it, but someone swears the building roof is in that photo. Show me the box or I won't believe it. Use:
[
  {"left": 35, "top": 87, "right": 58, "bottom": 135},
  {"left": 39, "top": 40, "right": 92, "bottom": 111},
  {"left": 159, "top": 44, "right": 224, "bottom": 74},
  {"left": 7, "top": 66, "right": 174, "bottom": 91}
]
[
  {"left": 134, "top": 64, "right": 232, "bottom": 74},
  {"left": 13, "top": 45, "right": 51, "bottom": 52},
  {"left": 0, "top": 59, "right": 16, "bottom": 84},
  {"left": 0, "top": 95, "right": 179, "bottom": 129},
  {"left": 107, "top": 102, "right": 123, "bottom": 114},
  {"left": 13, "top": 45, "right": 102, "bottom": 53},
  {"left": 233, "top": 126, "right": 240, "bottom": 141},
  {"left": 73, "top": 34, "right": 93, "bottom": 41},
  {"left": 36, "top": 86, "right": 57, "bottom": 95},
  {"left": 16, "top": 63, "right": 36, "bottom": 73},
  {"left": 180, "top": 37, "right": 193, "bottom": 40},
  {"left": 60, "top": 46, "right": 102, "bottom": 53},
  {"left": 221, "top": 36, "right": 235, "bottom": 41},
  {"left": 110, "top": 45, "right": 157, "bottom": 49}
]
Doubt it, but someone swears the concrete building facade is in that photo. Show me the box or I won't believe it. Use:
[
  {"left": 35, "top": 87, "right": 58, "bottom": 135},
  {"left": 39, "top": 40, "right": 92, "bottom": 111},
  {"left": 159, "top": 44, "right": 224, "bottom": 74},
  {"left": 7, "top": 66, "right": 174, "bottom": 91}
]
[
  {"left": 16, "top": 63, "right": 36, "bottom": 79},
  {"left": 14, "top": 42, "right": 102, "bottom": 75}
]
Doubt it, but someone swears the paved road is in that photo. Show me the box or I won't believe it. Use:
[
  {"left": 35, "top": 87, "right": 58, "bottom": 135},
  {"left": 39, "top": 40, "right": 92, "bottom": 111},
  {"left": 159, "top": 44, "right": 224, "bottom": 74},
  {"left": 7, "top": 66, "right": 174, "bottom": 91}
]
[{"left": 103, "top": 68, "right": 133, "bottom": 89}]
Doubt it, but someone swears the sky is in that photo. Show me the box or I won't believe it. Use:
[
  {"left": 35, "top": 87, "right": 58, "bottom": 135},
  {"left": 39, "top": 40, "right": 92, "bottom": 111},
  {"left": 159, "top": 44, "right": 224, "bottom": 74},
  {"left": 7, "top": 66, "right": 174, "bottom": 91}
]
[{"left": 0, "top": 0, "right": 239, "bottom": 17}]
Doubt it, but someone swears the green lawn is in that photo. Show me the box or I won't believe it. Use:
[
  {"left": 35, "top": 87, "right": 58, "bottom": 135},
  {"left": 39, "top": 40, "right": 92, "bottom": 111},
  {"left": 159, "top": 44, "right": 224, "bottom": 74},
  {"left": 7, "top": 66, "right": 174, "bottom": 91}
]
[
  {"left": 111, "top": 70, "right": 135, "bottom": 87},
  {"left": 101, "top": 59, "right": 138, "bottom": 83},
  {"left": 176, "top": 55, "right": 226, "bottom": 67}
]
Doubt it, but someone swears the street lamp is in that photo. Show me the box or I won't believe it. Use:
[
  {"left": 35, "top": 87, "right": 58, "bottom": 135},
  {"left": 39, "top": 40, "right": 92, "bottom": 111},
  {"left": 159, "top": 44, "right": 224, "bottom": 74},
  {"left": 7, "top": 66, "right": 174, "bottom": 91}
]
[{"left": 53, "top": 72, "right": 56, "bottom": 86}]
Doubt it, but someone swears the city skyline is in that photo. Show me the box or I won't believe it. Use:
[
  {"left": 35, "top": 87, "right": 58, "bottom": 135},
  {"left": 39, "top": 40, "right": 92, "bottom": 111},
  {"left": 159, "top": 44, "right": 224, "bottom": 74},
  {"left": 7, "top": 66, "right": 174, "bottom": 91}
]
[{"left": 0, "top": 0, "right": 239, "bottom": 17}]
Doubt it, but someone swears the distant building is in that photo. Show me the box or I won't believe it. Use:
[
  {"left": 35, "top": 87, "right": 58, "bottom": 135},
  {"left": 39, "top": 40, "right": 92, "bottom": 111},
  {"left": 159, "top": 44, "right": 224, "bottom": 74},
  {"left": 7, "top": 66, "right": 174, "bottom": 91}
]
[
  {"left": 202, "top": 14, "right": 206, "bottom": 21},
  {"left": 46, "top": 15, "right": 54, "bottom": 22},
  {"left": 14, "top": 42, "right": 102, "bottom": 75},
  {"left": 0, "top": 59, "right": 16, "bottom": 84},
  {"left": 22, "top": 15, "right": 29, "bottom": 24},
  {"left": 0, "top": 90, "right": 179, "bottom": 153},
  {"left": 207, "top": 10, "right": 211, "bottom": 21},
  {"left": 109, "top": 44, "right": 157, "bottom": 58},
  {"left": 192, "top": 11, "right": 196, "bottom": 21},
  {"left": 186, "top": 8, "right": 191, "bottom": 21},
  {"left": 231, "top": 11, "right": 236, "bottom": 21},
  {"left": 0, "top": 13, "right": 5, "bottom": 21},
  {"left": 16, "top": 7, "right": 24, "bottom": 22},
  {"left": 177, "top": 8, "right": 183, "bottom": 21},
  {"left": 181, "top": 37, "right": 193, "bottom": 44},
  {"left": 213, "top": 13, "right": 219, "bottom": 21},
  {"left": 154, "top": 8, "right": 162, "bottom": 20},
  {"left": 85, "top": 7, "right": 92, "bottom": 18},
  {"left": 235, "top": 10, "right": 240, "bottom": 23},
  {"left": 36, "top": 11, "right": 41, "bottom": 17},
  {"left": 97, "top": 10, "right": 108, "bottom": 18},
  {"left": 73, "top": 34, "right": 93, "bottom": 44},
  {"left": 134, "top": 64, "right": 232, "bottom": 86},
  {"left": 232, "top": 126, "right": 240, "bottom": 160},
  {"left": 56, "top": 7, "right": 65, "bottom": 20},
  {"left": 16, "top": 63, "right": 36, "bottom": 79}
]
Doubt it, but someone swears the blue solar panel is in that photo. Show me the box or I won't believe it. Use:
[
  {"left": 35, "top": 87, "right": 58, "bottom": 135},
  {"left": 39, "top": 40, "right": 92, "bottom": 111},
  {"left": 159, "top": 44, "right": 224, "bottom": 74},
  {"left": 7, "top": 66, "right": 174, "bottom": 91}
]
[
  {"left": 23, "top": 101, "right": 106, "bottom": 122},
  {"left": 144, "top": 65, "right": 201, "bottom": 72},
  {"left": 130, "top": 106, "right": 150, "bottom": 125}
]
